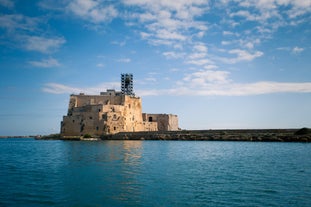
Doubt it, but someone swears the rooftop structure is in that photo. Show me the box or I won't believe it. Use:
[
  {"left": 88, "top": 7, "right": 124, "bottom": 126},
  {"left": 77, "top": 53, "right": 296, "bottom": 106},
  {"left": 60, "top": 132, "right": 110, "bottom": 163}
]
[{"left": 121, "top": 73, "right": 134, "bottom": 96}]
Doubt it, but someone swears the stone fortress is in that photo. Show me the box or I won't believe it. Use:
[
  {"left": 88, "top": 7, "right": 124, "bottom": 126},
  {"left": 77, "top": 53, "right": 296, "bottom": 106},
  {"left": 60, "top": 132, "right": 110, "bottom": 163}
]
[{"left": 60, "top": 74, "right": 179, "bottom": 137}]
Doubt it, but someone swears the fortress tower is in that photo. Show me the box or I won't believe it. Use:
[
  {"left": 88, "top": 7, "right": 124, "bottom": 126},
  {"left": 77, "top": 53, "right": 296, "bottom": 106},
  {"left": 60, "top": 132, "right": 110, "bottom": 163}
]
[{"left": 60, "top": 74, "right": 178, "bottom": 137}]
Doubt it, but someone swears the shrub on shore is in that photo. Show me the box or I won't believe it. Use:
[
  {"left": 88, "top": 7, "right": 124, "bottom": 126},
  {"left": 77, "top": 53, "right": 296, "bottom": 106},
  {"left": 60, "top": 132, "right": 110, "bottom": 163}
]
[
  {"left": 83, "top": 134, "right": 92, "bottom": 138},
  {"left": 294, "top": 128, "right": 311, "bottom": 135}
]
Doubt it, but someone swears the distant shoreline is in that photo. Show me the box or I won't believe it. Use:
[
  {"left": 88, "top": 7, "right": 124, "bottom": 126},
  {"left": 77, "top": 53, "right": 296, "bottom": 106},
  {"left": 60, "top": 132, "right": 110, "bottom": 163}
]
[
  {"left": 36, "top": 128, "right": 311, "bottom": 142},
  {"left": 0, "top": 136, "right": 34, "bottom": 139}
]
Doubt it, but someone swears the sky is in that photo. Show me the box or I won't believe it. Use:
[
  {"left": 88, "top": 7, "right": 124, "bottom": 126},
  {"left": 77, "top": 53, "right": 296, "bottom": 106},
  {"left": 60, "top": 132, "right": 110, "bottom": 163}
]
[{"left": 0, "top": 0, "right": 311, "bottom": 136}]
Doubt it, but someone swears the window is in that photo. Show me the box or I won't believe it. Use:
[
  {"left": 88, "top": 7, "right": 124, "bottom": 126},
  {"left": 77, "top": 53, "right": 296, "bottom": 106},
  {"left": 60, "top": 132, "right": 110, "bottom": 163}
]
[
  {"left": 102, "top": 114, "right": 107, "bottom": 121},
  {"left": 114, "top": 127, "right": 116, "bottom": 131},
  {"left": 149, "top": 117, "right": 153, "bottom": 122},
  {"left": 89, "top": 116, "right": 92, "bottom": 119}
]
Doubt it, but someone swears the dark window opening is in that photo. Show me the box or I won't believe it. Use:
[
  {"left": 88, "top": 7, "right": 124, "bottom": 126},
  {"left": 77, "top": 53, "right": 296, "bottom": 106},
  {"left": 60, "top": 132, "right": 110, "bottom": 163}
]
[
  {"left": 149, "top": 117, "right": 153, "bottom": 122},
  {"left": 114, "top": 127, "right": 116, "bottom": 131},
  {"left": 89, "top": 116, "right": 92, "bottom": 119},
  {"left": 102, "top": 114, "right": 107, "bottom": 121}
]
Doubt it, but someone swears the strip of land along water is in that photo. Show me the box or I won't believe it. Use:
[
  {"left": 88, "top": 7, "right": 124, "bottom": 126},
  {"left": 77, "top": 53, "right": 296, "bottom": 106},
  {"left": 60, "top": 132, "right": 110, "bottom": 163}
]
[
  {"left": 39, "top": 128, "right": 311, "bottom": 142},
  {"left": 101, "top": 129, "right": 311, "bottom": 142}
]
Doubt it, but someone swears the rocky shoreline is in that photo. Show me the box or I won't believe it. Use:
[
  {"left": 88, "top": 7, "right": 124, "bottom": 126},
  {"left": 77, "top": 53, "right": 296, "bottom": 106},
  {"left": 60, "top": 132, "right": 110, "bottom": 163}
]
[{"left": 38, "top": 128, "right": 311, "bottom": 142}]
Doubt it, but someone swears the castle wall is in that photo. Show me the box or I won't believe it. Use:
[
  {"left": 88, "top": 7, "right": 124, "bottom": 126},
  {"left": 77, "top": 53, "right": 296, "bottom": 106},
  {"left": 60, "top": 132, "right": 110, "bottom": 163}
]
[
  {"left": 61, "top": 91, "right": 162, "bottom": 137},
  {"left": 143, "top": 113, "right": 179, "bottom": 131}
]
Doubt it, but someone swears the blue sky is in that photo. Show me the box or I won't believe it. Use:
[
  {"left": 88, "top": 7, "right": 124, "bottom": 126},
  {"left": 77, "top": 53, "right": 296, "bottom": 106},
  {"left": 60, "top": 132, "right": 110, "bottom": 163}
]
[{"left": 0, "top": 0, "right": 311, "bottom": 135}]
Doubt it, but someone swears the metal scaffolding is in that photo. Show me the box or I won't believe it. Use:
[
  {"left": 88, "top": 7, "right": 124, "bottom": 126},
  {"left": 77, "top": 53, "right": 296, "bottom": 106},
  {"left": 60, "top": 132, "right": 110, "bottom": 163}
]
[{"left": 121, "top": 73, "right": 135, "bottom": 96}]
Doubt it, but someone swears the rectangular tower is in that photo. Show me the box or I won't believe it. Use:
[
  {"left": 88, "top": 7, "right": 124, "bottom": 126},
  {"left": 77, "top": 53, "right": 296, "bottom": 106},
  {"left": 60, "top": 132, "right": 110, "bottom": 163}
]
[{"left": 121, "top": 73, "right": 134, "bottom": 96}]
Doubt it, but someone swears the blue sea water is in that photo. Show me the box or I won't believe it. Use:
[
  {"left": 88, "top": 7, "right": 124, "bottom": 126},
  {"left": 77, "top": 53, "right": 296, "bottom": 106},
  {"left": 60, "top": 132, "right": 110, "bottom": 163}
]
[{"left": 0, "top": 139, "right": 310, "bottom": 207}]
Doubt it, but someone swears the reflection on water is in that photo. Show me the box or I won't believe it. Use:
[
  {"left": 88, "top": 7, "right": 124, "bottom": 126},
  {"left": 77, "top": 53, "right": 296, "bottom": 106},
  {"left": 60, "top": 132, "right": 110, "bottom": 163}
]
[{"left": 0, "top": 139, "right": 311, "bottom": 207}]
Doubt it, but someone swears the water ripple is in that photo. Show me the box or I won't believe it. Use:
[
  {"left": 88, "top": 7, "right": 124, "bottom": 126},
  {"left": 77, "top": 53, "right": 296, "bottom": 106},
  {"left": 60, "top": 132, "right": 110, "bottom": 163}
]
[{"left": 0, "top": 139, "right": 310, "bottom": 206}]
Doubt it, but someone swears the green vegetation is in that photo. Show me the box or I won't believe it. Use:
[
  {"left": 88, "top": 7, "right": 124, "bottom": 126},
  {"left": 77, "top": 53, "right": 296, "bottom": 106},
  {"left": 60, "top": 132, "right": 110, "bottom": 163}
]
[{"left": 83, "top": 134, "right": 92, "bottom": 138}]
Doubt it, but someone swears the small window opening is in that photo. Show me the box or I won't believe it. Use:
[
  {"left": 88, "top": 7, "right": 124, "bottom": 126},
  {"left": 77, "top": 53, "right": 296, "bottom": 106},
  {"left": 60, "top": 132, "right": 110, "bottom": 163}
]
[{"left": 149, "top": 117, "right": 153, "bottom": 122}]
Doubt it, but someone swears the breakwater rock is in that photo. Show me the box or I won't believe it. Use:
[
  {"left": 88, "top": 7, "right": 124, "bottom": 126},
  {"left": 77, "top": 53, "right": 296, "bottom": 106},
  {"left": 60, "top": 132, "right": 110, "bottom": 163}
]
[{"left": 101, "top": 129, "right": 311, "bottom": 142}]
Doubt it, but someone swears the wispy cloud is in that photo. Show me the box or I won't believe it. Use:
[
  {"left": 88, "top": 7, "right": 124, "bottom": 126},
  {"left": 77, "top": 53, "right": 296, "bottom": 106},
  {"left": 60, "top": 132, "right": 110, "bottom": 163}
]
[
  {"left": 116, "top": 58, "right": 131, "bottom": 63},
  {"left": 43, "top": 79, "right": 311, "bottom": 96},
  {"left": 29, "top": 57, "right": 61, "bottom": 68},
  {"left": 125, "top": 0, "right": 208, "bottom": 47},
  {"left": 137, "top": 82, "right": 311, "bottom": 96},
  {"left": 68, "top": 0, "right": 118, "bottom": 23},
  {"left": 0, "top": 14, "right": 39, "bottom": 32},
  {"left": 219, "top": 49, "right": 263, "bottom": 64},
  {"left": 24, "top": 36, "right": 66, "bottom": 53},
  {"left": 42, "top": 82, "right": 119, "bottom": 94},
  {"left": 0, "top": 14, "right": 66, "bottom": 54},
  {"left": 163, "top": 51, "right": 185, "bottom": 59},
  {"left": 292, "top": 46, "right": 304, "bottom": 54},
  {"left": 0, "top": 0, "right": 14, "bottom": 8},
  {"left": 96, "top": 63, "right": 105, "bottom": 68}
]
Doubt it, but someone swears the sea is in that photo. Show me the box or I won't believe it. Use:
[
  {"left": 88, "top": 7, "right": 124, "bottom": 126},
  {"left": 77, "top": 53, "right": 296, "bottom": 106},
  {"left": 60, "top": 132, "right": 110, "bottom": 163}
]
[{"left": 0, "top": 138, "right": 310, "bottom": 207}]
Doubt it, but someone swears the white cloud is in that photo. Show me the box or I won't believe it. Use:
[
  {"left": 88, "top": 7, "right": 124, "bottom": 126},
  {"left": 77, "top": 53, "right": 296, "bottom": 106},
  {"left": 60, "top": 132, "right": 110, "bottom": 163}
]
[
  {"left": 0, "top": 14, "right": 39, "bottom": 32},
  {"left": 277, "top": 46, "right": 305, "bottom": 54},
  {"left": 125, "top": 0, "right": 209, "bottom": 47},
  {"left": 96, "top": 63, "right": 104, "bottom": 68},
  {"left": 24, "top": 36, "right": 66, "bottom": 53},
  {"left": 292, "top": 46, "right": 304, "bottom": 54},
  {"left": 188, "top": 52, "right": 206, "bottom": 59},
  {"left": 117, "top": 58, "right": 131, "bottom": 63},
  {"left": 0, "top": 14, "right": 66, "bottom": 54},
  {"left": 163, "top": 51, "right": 185, "bottom": 59},
  {"left": 183, "top": 70, "right": 230, "bottom": 85},
  {"left": 186, "top": 58, "right": 214, "bottom": 66},
  {"left": 43, "top": 77, "right": 311, "bottom": 96},
  {"left": 221, "top": 41, "right": 231, "bottom": 46},
  {"left": 0, "top": 0, "right": 14, "bottom": 8},
  {"left": 43, "top": 82, "right": 119, "bottom": 94},
  {"left": 220, "top": 49, "right": 263, "bottom": 64},
  {"left": 29, "top": 58, "right": 60, "bottom": 68},
  {"left": 43, "top": 83, "right": 83, "bottom": 94},
  {"left": 193, "top": 43, "right": 208, "bottom": 53},
  {"left": 204, "top": 65, "right": 218, "bottom": 70},
  {"left": 223, "top": 31, "right": 235, "bottom": 36},
  {"left": 68, "top": 0, "right": 118, "bottom": 23},
  {"left": 139, "top": 81, "right": 311, "bottom": 96},
  {"left": 155, "top": 29, "right": 187, "bottom": 41},
  {"left": 111, "top": 40, "right": 126, "bottom": 47}
]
